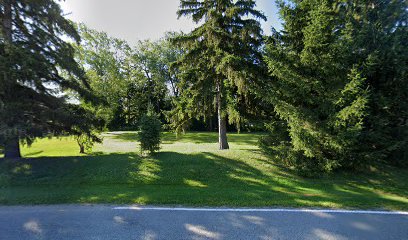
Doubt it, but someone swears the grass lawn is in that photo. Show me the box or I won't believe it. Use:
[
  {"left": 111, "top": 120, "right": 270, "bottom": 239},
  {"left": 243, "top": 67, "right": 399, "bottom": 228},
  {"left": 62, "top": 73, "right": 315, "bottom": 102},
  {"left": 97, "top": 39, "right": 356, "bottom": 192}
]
[{"left": 0, "top": 131, "right": 407, "bottom": 210}]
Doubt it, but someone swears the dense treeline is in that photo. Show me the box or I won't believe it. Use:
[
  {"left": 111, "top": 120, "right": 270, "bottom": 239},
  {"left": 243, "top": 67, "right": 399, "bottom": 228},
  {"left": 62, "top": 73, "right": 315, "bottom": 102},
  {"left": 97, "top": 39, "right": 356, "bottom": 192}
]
[
  {"left": 1, "top": 0, "right": 407, "bottom": 176},
  {"left": 261, "top": 0, "right": 408, "bottom": 175}
]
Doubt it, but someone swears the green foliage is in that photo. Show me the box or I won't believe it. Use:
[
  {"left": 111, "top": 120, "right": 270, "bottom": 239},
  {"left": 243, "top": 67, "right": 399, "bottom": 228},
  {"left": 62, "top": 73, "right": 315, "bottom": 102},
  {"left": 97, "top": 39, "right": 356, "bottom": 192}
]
[
  {"left": 74, "top": 24, "right": 132, "bottom": 129},
  {"left": 75, "top": 132, "right": 102, "bottom": 154},
  {"left": 75, "top": 25, "right": 181, "bottom": 130},
  {"left": 138, "top": 108, "right": 162, "bottom": 154},
  {"left": 171, "top": 0, "right": 267, "bottom": 139},
  {"left": 126, "top": 39, "right": 176, "bottom": 124},
  {"left": 165, "top": 99, "right": 192, "bottom": 136},
  {"left": 70, "top": 105, "right": 104, "bottom": 154},
  {"left": 0, "top": 0, "right": 100, "bottom": 156},
  {"left": 263, "top": 0, "right": 408, "bottom": 175}
]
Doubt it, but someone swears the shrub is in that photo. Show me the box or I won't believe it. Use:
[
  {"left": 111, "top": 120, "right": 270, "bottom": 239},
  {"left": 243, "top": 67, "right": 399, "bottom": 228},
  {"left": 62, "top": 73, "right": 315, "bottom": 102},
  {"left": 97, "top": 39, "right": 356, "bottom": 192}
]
[{"left": 138, "top": 111, "right": 162, "bottom": 154}]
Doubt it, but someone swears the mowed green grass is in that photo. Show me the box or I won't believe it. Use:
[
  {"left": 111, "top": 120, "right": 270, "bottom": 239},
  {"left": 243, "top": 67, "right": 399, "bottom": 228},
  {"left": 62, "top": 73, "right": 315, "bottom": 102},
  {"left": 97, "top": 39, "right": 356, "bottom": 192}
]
[{"left": 1, "top": 132, "right": 408, "bottom": 210}]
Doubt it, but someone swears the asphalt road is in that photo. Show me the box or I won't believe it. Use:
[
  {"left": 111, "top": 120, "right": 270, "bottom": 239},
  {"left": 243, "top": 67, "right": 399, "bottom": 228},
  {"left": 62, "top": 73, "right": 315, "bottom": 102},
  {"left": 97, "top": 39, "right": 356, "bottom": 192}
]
[{"left": 0, "top": 205, "right": 407, "bottom": 240}]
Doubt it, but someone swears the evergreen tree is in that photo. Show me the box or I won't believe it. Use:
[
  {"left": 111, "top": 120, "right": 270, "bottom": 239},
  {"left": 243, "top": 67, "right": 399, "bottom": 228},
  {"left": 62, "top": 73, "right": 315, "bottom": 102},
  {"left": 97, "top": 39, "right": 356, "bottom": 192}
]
[
  {"left": 174, "top": 0, "right": 266, "bottom": 149},
  {"left": 0, "top": 0, "right": 97, "bottom": 158},
  {"left": 345, "top": 0, "right": 408, "bottom": 167},
  {"left": 264, "top": 0, "right": 408, "bottom": 174},
  {"left": 138, "top": 105, "right": 162, "bottom": 154}
]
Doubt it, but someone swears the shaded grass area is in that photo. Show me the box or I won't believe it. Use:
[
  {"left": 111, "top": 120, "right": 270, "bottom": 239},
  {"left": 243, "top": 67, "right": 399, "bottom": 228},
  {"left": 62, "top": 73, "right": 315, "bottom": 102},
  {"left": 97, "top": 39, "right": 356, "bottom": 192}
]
[
  {"left": 110, "top": 131, "right": 264, "bottom": 145},
  {"left": 0, "top": 132, "right": 407, "bottom": 210}
]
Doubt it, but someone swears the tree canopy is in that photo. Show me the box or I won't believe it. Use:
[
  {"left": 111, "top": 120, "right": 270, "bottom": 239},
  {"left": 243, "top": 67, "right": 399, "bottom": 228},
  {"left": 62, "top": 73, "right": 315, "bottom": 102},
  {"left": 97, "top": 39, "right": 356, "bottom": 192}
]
[
  {"left": 76, "top": 24, "right": 183, "bottom": 130},
  {"left": 173, "top": 0, "right": 267, "bottom": 149},
  {"left": 0, "top": 0, "right": 100, "bottom": 158},
  {"left": 263, "top": 0, "right": 408, "bottom": 175}
]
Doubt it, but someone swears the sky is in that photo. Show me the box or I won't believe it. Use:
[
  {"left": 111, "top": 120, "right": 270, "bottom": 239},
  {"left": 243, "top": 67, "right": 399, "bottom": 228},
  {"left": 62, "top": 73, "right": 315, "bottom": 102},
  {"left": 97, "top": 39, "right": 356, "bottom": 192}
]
[{"left": 59, "top": 0, "right": 282, "bottom": 45}]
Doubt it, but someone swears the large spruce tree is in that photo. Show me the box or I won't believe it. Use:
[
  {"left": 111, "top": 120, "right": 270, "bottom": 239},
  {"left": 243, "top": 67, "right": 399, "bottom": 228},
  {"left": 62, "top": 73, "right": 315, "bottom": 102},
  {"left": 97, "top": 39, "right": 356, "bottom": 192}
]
[
  {"left": 174, "top": 0, "right": 266, "bottom": 149},
  {"left": 0, "top": 0, "right": 96, "bottom": 158},
  {"left": 264, "top": 0, "right": 408, "bottom": 174}
]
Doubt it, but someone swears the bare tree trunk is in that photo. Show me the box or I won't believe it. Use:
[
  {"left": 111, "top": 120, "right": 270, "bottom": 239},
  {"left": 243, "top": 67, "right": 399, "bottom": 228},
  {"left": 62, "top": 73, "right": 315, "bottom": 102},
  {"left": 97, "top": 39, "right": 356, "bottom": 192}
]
[
  {"left": 216, "top": 80, "right": 229, "bottom": 150},
  {"left": 218, "top": 113, "right": 229, "bottom": 150},
  {"left": 4, "top": 136, "right": 21, "bottom": 159}
]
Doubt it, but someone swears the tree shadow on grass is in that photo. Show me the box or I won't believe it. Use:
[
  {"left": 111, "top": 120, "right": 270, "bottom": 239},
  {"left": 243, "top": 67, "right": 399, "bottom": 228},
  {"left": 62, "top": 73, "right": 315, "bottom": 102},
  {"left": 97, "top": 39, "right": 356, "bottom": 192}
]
[
  {"left": 107, "top": 131, "right": 264, "bottom": 146},
  {"left": 108, "top": 131, "right": 219, "bottom": 144},
  {"left": 24, "top": 151, "right": 44, "bottom": 157},
  {"left": 0, "top": 151, "right": 407, "bottom": 209},
  {"left": 161, "top": 132, "right": 265, "bottom": 145}
]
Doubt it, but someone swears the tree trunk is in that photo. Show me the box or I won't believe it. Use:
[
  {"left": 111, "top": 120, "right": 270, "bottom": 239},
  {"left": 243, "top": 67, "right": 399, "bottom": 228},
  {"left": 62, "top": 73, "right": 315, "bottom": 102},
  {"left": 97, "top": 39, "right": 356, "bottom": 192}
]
[
  {"left": 217, "top": 81, "right": 229, "bottom": 150},
  {"left": 208, "top": 116, "right": 213, "bottom": 131},
  {"left": 218, "top": 114, "right": 229, "bottom": 150},
  {"left": 79, "top": 145, "right": 85, "bottom": 154},
  {"left": 1, "top": 0, "right": 12, "bottom": 95},
  {"left": 2, "top": 1, "right": 18, "bottom": 159},
  {"left": 4, "top": 136, "right": 21, "bottom": 159},
  {"left": 2, "top": 0, "right": 12, "bottom": 42}
]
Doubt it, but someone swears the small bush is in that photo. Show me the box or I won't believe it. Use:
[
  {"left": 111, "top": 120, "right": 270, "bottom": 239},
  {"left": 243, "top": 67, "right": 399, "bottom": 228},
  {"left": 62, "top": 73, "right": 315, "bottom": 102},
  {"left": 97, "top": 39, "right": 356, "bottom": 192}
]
[{"left": 138, "top": 111, "right": 162, "bottom": 154}]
